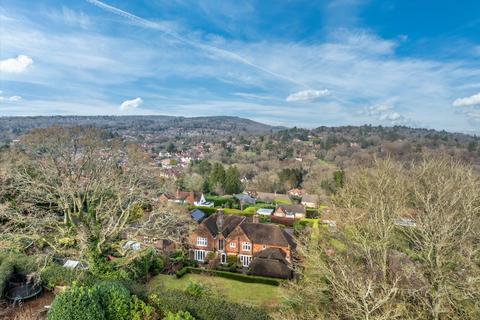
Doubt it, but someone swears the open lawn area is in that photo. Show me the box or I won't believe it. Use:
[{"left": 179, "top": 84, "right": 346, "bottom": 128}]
[{"left": 145, "top": 273, "right": 285, "bottom": 308}]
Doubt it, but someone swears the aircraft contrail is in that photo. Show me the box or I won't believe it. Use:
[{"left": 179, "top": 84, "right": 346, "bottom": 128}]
[{"left": 85, "top": 0, "right": 307, "bottom": 88}]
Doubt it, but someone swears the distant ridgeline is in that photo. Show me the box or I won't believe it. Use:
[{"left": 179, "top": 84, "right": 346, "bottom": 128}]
[{"left": 0, "top": 115, "right": 284, "bottom": 144}]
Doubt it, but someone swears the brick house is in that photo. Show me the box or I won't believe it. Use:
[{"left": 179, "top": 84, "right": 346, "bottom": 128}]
[
  {"left": 273, "top": 204, "right": 306, "bottom": 219},
  {"left": 189, "top": 210, "right": 295, "bottom": 271}
]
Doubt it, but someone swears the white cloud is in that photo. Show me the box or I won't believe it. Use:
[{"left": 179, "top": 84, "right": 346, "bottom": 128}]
[
  {"left": 0, "top": 94, "right": 22, "bottom": 102},
  {"left": 0, "top": 55, "right": 33, "bottom": 73},
  {"left": 120, "top": 97, "right": 143, "bottom": 110},
  {"left": 8, "top": 96, "right": 22, "bottom": 101},
  {"left": 453, "top": 92, "right": 480, "bottom": 107},
  {"left": 286, "top": 89, "right": 330, "bottom": 102}
]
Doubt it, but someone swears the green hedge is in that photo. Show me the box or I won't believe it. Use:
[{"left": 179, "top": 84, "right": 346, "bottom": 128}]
[
  {"left": 224, "top": 208, "right": 255, "bottom": 216},
  {"left": 149, "top": 289, "right": 270, "bottom": 320},
  {"left": 188, "top": 206, "right": 217, "bottom": 216},
  {"left": 185, "top": 268, "right": 281, "bottom": 286},
  {"left": 176, "top": 267, "right": 189, "bottom": 278}
]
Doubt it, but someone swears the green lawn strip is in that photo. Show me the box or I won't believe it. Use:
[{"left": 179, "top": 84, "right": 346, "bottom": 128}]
[{"left": 146, "top": 274, "right": 283, "bottom": 308}]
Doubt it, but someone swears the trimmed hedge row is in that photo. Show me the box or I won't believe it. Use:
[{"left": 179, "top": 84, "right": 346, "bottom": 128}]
[
  {"left": 148, "top": 289, "right": 271, "bottom": 320},
  {"left": 176, "top": 267, "right": 281, "bottom": 286}
]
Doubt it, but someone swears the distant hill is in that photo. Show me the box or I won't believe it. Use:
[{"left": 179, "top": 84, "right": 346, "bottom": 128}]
[{"left": 0, "top": 115, "right": 285, "bottom": 143}]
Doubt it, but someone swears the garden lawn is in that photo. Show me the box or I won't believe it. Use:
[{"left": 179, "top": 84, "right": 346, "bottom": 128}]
[{"left": 146, "top": 273, "right": 284, "bottom": 308}]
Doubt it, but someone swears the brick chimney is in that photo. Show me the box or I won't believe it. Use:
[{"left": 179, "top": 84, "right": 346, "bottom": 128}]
[
  {"left": 216, "top": 209, "right": 224, "bottom": 233},
  {"left": 252, "top": 214, "right": 259, "bottom": 224}
]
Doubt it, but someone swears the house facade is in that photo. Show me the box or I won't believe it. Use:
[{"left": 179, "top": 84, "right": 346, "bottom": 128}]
[{"left": 189, "top": 210, "right": 295, "bottom": 270}]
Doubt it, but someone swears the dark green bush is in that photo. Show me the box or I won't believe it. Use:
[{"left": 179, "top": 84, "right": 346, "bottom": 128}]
[
  {"left": 149, "top": 289, "right": 270, "bottom": 320},
  {"left": 48, "top": 281, "right": 155, "bottom": 320},
  {"left": 306, "top": 208, "right": 319, "bottom": 219},
  {"left": 125, "top": 248, "right": 163, "bottom": 280},
  {"left": 48, "top": 283, "right": 105, "bottom": 320},
  {"left": 0, "top": 258, "right": 15, "bottom": 298},
  {"left": 176, "top": 267, "right": 188, "bottom": 278},
  {"left": 94, "top": 282, "right": 131, "bottom": 320}
]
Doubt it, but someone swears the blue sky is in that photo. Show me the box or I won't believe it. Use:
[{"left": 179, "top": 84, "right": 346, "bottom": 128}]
[{"left": 1, "top": 0, "right": 480, "bottom": 133}]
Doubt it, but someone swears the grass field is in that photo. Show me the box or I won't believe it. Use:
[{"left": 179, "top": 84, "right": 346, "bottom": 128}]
[{"left": 145, "top": 273, "right": 284, "bottom": 308}]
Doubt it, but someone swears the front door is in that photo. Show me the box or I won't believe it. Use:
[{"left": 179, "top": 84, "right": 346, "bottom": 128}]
[{"left": 221, "top": 253, "right": 227, "bottom": 264}]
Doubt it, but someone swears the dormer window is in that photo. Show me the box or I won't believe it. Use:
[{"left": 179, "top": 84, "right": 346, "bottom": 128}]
[{"left": 197, "top": 237, "right": 207, "bottom": 247}]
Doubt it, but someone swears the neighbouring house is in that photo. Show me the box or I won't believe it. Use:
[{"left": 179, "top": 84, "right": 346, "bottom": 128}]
[
  {"left": 288, "top": 188, "right": 303, "bottom": 198},
  {"left": 234, "top": 193, "right": 256, "bottom": 205},
  {"left": 287, "top": 188, "right": 318, "bottom": 208},
  {"left": 249, "top": 247, "right": 293, "bottom": 279},
  {"left": 190, "top": 209, "right": 206, "bottom": 223},
  {"left": 189, "top": 210, "right": 295, "bottom": 274},
  {"left": 244, "top": 190, "right": 258, "bottom": 198},
  {"left": 234, "top": 193, "right": 256, "bottom": 210},
  {"left": 301, "top": 194, "right": 318, "bottom": 208},
  {"left": 194, "top": 194, "right": 214, "bottom": 207},
  {"left": 273, "top": 204, "right": 306, "bottom": 219},
  {"left": 256, "top": 208, "right": 274, "bottom": 216},
  {"left": 159, "top": 190, "right": 208, "bottom": 206}
]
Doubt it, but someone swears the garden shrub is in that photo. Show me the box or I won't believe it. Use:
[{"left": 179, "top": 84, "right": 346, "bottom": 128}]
[
  {"left": 188, "top": 206, "right": 217, "bottom": 216},
  {"left": 149, "top": 289, "right": 271, "bottom": 320},
  {"left": 94, "top": 282, "right": 131, "bottom": 320},
  {"left": 40, "top": 264, "right": 86, "bottom": 290},
  {"left": 48, "top": 283, "right": 105, "bottom": 320},
  {"left": 0, "top": 258, "right": 15, "bottom": 298},
  {"left": 306, "top": 208, "right": 319, "bottom": 219},
  {"left": 242, "top": 206, "right": 256, "bottom": 214},
  {"left": 48, "top": 281, "right": 155, "bottom": 320},
  {"left": 163, "top": 311, "right": 196, "bottom": 320},
  {"left": 176, "top": 267, "right": 188, "bottom": 278},
  {"left": 184, "top": 281, "right": 208, "bottom": 297},
  {"left": 130, "top": 295, "right": 155, "bottom": 320},
  {"left": 125, "top": 248, "right": 163, "bottom": 280}
]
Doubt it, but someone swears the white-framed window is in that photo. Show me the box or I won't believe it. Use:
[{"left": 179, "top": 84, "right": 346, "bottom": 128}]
[
  {"left": 218, "top": 239, "right": 225, "bottom": 251},
  {"left": 239, "top": 254, "right": 252, "bottom": 267},
  {"left": 194, "top": 250, "right": 206, "bottom": 262},
  {"left": 262, "top": 245, "right": 267, "bottom": 250},
  {"left": 242, "top": 242, "right": 251, "bottom": 251},
  {"left": 196, "top": 237, "right": 208, "bottom": 247},
  {"left": 229, "top": 242, "right": 236, "bottom": 248}
]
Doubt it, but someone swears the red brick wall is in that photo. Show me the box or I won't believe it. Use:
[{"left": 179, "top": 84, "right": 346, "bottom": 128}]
[{"left": 189, "top": 226, "right": 215, "bottom": 251}]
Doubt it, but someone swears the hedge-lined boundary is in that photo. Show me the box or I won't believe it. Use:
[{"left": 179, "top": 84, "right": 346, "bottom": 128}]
[{"left": 176, "top": 267, "right": 281, "bottom": 286}]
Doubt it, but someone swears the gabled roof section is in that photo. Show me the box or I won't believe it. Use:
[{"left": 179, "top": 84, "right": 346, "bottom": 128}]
[
  {"left": 277, "top": 204, "right": 306, "bottom": 214},
  {"left": 240, "top": 223, "right": 292, "bottom": 247},
  {"left": 201, "top": 214, "right": 245, "bottom": 237}
]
